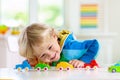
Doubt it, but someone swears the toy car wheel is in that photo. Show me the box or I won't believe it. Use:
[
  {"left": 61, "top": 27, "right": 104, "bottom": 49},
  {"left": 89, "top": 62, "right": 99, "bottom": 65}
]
[
  {"left": 17, "top": 67, "right": 22, "bottom": 72},
  {"left": 112, "top": 69, "right": 116, "bottom": 73},
  {"left": 36, "top": 67, "right": 41, "bottom": 71},
  {"left": 24, "top": 67, "right": 29, "bottom": 72},
  {"left": 59, "top": 67, "right": 63, "bottom": 71},
  {"left": 66, "top": 67, "right": 70, "bottom": 71},
  {"left": 44, "top": 67, "right": 48, "bottom": 71},
  {"left": 93, "top": 66, "right": 98, "bottom": 70},
  {"left": 85, "top": 66, "right": 90, "bottom": 70}
]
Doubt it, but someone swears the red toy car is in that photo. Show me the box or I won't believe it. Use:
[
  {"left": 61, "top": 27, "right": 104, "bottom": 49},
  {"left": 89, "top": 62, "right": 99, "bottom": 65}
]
[{"left": 83, "top": 60, "right": 99, "bottom": 70}]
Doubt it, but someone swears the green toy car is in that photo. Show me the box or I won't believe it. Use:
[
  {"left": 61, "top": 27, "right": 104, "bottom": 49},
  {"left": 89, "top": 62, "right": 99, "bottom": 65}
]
[
  {"left": 108, "top": 61, "right": 120, "bottom": 73},
  {"left": 34, "top": 63, "right": 51, "bottom": 71}
]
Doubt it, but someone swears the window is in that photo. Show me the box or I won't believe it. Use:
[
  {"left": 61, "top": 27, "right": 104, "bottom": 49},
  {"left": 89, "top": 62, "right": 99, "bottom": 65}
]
[
  {"left": 38, "top": 0, "right": 64, "bottom": 27},
  {"left": 0, "top": 0, "right": 29, "bottom": 27},
  {"left": 0, "top": 0, "right": 64, "bottom": 28}
]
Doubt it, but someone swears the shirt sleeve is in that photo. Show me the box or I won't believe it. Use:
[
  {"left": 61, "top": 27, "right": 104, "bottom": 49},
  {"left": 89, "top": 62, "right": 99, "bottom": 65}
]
[
  {"left": 79, "top": 39, "right": 99, "bottom": 63},
  {"left": 63, "top": 34, "right": 99, "bottom": 63}
]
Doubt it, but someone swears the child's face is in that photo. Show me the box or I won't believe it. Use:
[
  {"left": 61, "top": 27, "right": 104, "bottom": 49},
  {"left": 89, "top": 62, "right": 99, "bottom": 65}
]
[{"left": 34, "top": 35, "right": 61, "bottom": 63}]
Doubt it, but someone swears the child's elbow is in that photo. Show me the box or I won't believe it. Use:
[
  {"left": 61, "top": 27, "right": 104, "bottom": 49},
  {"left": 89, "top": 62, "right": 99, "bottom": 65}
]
[{"left": 94, "top": 39, "right": 99, "bottom": 52}]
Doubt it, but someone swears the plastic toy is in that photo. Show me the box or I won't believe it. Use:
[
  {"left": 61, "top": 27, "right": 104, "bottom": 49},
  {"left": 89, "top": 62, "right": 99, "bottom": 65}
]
[
  {"left": 83, "top": 60, "right": 99, "bottom": 70},
  {"left": 34, "top": 63, "right": 51, "bottom": 71},
  {"left": 56, "top": 62, "right": 74, "bottom": 71},
  {"left": 15, "top": 60, "right": 32, "bottom": 72},
  {"left": 108, "top": 61, "right": 120, "bottom": 73},
  {"left": 0, "top": 24, "right": 9, "bottom": 35},
  {"left": 11, "top": 27, "right": 20, "bottom": 35}
]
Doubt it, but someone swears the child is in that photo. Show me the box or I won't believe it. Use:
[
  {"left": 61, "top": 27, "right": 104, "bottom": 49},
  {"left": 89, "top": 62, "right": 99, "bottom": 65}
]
[{"left": 18, "top": 23, "right": 99, "bottom": 68}]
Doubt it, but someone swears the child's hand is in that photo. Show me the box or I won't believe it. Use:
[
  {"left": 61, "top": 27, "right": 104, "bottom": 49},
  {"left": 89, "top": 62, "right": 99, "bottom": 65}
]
[
  {"left": 27, "top": 58, "right": 38, "bottom": 67},
  {"left": 69, "top": 60, "right": 85, "bottom": 68}
]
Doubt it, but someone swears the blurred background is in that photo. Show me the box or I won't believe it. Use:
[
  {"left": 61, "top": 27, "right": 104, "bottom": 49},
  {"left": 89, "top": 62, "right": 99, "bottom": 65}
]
[{"left": 0, "top": 0, "right": 120, "bottom": 68}]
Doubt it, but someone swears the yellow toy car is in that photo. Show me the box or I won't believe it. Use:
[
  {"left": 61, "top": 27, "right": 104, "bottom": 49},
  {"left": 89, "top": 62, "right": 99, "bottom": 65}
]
[{"left": 56, "top": 62, "right": 73, "bottom": 71}]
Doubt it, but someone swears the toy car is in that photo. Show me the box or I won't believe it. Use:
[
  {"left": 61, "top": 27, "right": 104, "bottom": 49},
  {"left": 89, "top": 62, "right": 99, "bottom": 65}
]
[
  {"left": 15, "top": 60, "right": 32, "bottom": 72},
  {"left": 56, "top": 62, "right": 74, "bottom": 71},
  {"left": 83, "top": 60, "right": 99, "bottom": 70},
  {"left": 108, "top": 61, "right": 120, "bottom": 73},
  {"left": 34, "top": 63, "right": 51, "bottom": 71}
]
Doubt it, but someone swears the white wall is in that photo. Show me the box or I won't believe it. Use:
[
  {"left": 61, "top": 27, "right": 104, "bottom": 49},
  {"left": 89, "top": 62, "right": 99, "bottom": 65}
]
[
  {"left": 0, "top": 37, "right": 7, "bottom": 67},
  {"left": 109, "top": 0, "right": 120, "bottom": 63},
  {"left": 0, "top": 36, "right": 24, "bottom": 68}
]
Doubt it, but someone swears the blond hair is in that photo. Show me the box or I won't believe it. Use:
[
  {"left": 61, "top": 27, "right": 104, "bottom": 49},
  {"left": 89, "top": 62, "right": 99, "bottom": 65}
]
[{"left": 18, "top": 23, "right": 57, "bottom": 59}]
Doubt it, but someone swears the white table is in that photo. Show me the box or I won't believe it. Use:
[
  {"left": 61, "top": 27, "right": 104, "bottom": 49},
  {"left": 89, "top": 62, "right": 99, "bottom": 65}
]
[{"left": 0, "top": 67, "right": 120, "bottom": 80}]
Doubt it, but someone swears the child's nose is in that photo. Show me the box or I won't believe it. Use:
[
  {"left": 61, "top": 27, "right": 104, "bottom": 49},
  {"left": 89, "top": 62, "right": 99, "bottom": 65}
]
[
  {"left": 46, "top": 51, "right": 53, "bottom": 58},
  {"left": 47, "top": 53, "right": 53, "bottom": 58}
]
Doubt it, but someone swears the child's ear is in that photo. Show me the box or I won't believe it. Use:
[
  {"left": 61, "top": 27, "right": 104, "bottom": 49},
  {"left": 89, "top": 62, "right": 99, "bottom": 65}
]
[{"left": 52, "top": 29, "right": 57, "bottom": 38}]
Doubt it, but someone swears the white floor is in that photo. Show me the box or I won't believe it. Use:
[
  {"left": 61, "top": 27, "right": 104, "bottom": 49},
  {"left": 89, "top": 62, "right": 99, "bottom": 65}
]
[{"left": 0, "top": 67, "right": 120, "bottom": 80}]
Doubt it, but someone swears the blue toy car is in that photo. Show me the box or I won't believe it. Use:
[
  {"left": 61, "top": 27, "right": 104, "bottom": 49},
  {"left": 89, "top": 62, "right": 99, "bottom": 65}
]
[{"left": 15, "top": 60, "right": 32, "bottom": 72}]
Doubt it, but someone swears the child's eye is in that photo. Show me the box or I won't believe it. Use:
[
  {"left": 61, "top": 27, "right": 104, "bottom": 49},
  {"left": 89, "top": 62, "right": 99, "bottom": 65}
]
[
  {"left": 41, "top": 54, "right": 45, "bottom": 58},
  {"left": 48, "top": 45, "right": 52, "bottom": 50}
]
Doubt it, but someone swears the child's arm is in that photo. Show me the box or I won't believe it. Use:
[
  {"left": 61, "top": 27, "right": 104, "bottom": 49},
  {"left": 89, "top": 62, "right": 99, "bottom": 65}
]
[
  {"left": 79, "top": 39, "right": 99, "bottom": 63},
  {"left": 64, "top": 38, "right": 99, "bottom": 63}
]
